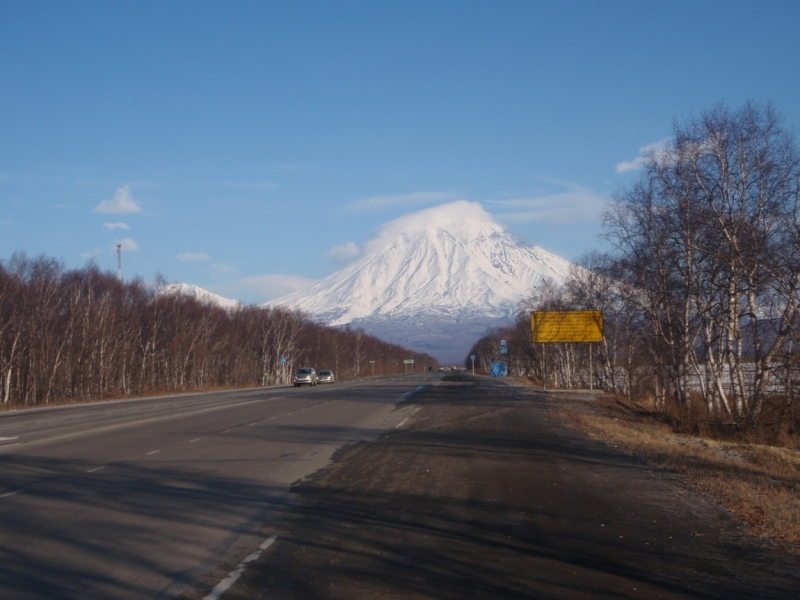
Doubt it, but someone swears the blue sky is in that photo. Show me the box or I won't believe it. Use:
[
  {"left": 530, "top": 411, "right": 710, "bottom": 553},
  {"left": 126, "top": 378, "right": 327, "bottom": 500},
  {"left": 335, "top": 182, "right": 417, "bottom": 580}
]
[{"left": 2, "top": 1, "right": 799, "bottom": 303}]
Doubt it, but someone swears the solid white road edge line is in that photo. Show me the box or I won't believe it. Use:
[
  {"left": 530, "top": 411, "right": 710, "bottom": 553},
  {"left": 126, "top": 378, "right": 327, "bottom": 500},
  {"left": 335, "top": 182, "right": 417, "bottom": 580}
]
[
  {"left": 0, "top": 490, "right": 22, "bottom": 499},
  {"left": 203, "top": 535, "right": 278, "bottom": 600},
  {"left": 395, "top": 418, "right": 409, "bottom": 429}
]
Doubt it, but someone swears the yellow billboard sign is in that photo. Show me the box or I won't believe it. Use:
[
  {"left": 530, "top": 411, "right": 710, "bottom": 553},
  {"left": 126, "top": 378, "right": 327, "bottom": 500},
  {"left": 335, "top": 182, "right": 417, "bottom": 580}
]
[{"left": 531, "top": 310, "right": 604, "bottom": 343}]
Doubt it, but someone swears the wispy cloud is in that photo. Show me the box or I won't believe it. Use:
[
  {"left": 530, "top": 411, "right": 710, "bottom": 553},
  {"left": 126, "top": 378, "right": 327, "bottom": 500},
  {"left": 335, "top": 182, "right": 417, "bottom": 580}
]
[
  {"left": 326, "top": 241, "right": 360, "bottom": 264},
  {"left": 211, "top": 263, "right": 237, "bottom": 275},
  {"left": 103, "top": 222, "right": 130, "bottom": 230},
  {"left": 117, "top": 238, "right": 140, "bottom": 251},
  {"left": 176, "top": 252, "right": 210, "bottom": 262},
  {"left": 94, "top": 186, "right": 142, "bottom": 214},
  {"left": 80, "top": 246, "right": 104, "bottom": 259},
  {"left": 216, "top": 274, "right": 319, "bottom": 303},
  {"left": 488, "top": 180, "right": 607, "bottom": 224},
  {"left": 616, "top": 138, "right": 671, "bottom": 173},
  {"left": 343, "top": 191, "right": 458, "bottom": 213}
]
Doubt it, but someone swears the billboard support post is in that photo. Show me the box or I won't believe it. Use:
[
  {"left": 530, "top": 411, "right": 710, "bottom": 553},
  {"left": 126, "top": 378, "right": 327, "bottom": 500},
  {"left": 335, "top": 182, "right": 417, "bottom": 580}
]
[
  {"left": 531, "top": 311, "right": 604, "bottom": 392},
  {"left": 542, "top": 343, "right": 546, "bottom": 392}
]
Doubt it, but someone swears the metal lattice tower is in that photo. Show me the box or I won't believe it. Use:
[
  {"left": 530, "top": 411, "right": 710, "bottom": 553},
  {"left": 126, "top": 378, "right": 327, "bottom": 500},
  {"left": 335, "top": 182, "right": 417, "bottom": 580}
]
[{"left": 117, "top": 243, "right": 122, "bottom": 280}]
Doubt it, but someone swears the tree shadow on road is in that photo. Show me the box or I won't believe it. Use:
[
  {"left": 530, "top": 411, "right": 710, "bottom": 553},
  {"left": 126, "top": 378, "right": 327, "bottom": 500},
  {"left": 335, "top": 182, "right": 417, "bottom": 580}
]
[{"left": 230, "top": 376, "right": 800, "bottom": 600}]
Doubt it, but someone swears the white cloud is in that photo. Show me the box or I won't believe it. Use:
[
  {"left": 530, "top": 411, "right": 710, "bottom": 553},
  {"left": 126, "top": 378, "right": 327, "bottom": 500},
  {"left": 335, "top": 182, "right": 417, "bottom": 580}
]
[
  {"left": 176, "top": 252, "right": 210, "bottom": 262},
  {"left": 487, "top": 180, "right": 607, "bottom": 224},
  {"left": 616, "top": 138, "right": 671, "bottom": 173},
  {"left": 80, "top": 246, "right": 104, "bottom": 259},
  {"left": 216, "top": 274, "right": 319, "bottom": 303},
  {"left": 117, "top": 238, "right": 140, "bottom": 251},
  {"left": 94, "top": 186, "right": 142, "bottom": 214},
  {"left": 343, "top": 191, "right": 458, "bottom": 213},
  {"left": 362, "top": 200, "right": 493, "bottom": 255},
  {"left": 103, "top": 222, "right": 130, "bottom": 230},
  {"left": 326, "top": 241, "right": 360, "bottom": 264}
]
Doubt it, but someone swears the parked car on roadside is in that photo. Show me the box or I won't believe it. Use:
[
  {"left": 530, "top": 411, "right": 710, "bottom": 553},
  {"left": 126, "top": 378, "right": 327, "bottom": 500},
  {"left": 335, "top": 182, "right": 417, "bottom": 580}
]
[
  {"left": 317, "top": 370, "right": 335, "bottom": 384},
  {"left": 293, "top": 367, "right": 317, "bottom": 387}
]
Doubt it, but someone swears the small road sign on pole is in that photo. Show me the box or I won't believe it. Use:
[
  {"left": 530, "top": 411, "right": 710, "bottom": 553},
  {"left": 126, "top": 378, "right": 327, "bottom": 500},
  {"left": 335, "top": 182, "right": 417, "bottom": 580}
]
[
  {"left": 279, "top": 356, "right": 288, "bottom": 385},
  {"left": 470, "top": 355, "right": 475, "bottom": 375}
]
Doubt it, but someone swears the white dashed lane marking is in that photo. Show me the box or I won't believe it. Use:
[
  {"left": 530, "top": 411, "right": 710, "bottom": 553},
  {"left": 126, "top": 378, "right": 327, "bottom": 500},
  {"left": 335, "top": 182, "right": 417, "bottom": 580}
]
[
  {"left": 203, "top": 535, "right": 278, "bottom": 600},
  {"left": 86, "top": 466, "right": 105, "bottom": 473}
]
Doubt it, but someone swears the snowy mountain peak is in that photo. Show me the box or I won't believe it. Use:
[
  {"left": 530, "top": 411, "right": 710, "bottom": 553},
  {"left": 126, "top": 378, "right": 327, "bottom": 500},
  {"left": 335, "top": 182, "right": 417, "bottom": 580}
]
[
  {"left": 161, "top": 283, "right": 242, "bottom": 311},
  {"left": 363, "top": 201, "right": 502, "bottom": 254},
  {"left": 271, "top": 201, "right": 572, "bottom": 329}
]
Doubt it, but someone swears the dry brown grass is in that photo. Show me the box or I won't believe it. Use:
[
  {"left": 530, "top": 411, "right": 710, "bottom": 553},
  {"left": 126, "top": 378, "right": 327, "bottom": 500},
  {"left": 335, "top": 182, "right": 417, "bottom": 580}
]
[{"left": 552, "top": 394, "right": 800, "bottom": 551}]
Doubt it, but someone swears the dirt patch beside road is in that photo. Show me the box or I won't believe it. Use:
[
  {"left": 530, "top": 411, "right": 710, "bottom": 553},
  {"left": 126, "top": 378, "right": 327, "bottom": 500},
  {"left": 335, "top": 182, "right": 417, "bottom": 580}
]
[
  {"left": 222, "top": 375, "right": 800, "bottom": 599},
  {"left": 550, "top": 389, "right": 800, "bottom": 551}
]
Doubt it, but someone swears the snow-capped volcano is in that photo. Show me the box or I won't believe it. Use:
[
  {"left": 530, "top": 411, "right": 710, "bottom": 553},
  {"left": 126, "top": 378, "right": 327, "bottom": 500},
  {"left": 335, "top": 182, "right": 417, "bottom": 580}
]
[{"left": 271, "top": 201, "right": 572, "bottom": 361}]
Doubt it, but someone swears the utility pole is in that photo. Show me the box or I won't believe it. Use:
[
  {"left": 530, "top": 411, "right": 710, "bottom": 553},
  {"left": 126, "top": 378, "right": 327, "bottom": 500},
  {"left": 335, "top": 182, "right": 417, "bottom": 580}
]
[{"left": 116, "top": 243, "right": 122, "bottom": 280}]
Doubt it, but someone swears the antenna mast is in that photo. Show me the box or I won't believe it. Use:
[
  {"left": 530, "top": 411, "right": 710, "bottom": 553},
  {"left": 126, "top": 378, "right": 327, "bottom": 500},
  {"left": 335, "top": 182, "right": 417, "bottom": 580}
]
[{"left": 116, "top": 243, "right": 122, "bottom": 280}]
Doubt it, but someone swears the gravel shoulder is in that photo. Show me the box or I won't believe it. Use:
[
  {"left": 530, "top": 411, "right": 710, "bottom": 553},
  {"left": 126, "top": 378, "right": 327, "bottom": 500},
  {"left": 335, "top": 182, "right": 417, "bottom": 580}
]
[{"left": 215, "top": 375, "right": 800, "bottom": 599}]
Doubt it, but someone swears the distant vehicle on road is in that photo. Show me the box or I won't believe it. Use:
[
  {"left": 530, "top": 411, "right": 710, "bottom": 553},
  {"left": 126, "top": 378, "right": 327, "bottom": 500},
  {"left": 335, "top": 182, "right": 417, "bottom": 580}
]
[
  {"left": 293, "top": 367, "right": 317, "bottom": 387},
  {"left": 318, "top": 370, "right": 335, "bottom": 384}
]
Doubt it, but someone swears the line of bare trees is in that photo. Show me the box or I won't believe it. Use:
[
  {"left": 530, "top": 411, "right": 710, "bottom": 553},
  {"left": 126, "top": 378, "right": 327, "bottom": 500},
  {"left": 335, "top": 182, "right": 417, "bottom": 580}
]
[
  {"left": 0, "top": 254, "right": 436, "bottom": 408},
  {"left": 469, "top": 102, "right": 800, "bottom": 427}
]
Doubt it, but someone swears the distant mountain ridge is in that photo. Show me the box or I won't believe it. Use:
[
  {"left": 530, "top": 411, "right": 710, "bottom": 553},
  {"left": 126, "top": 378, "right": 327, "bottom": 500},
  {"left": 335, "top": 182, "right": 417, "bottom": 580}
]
[
  {"left": 161, "top": 283, "right": 242, "bottom": 311},
  {"left": 270, "top": 201, "right": 572, "bottom": 361}
]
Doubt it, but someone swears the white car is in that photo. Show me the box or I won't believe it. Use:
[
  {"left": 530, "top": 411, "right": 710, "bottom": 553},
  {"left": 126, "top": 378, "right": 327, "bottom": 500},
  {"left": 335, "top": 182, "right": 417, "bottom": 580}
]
[
  {"left": 318, "top": 370, "right": 335, "bottom": 384},
  {"left": 293, "top": 368, "right": 317, "bottom": 387}
]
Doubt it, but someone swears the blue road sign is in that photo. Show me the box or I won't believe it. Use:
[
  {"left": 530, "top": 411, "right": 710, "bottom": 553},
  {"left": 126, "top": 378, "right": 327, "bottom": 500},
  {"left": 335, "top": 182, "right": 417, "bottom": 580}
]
[
  {"left": 280, "top": 356, "right": 287, "bottom": 363},
  {"left": 490, "top": 362, "right": 507, "bottom": 377}
]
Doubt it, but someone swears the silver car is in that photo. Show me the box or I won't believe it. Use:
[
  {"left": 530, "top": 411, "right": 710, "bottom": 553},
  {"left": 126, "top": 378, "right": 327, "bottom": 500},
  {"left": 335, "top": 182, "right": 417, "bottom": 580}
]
[
  {"left": 292, "top": 367, "right": 317, "bottom": 387},
  {"left": 317, "top": 370, "right": 335, "bottom": 384}
]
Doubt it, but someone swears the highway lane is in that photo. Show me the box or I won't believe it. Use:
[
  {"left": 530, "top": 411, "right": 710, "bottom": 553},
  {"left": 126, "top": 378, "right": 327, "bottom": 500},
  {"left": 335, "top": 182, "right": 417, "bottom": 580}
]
[{"left": 0, "top": 373, "right": 442, "bottom": 600}]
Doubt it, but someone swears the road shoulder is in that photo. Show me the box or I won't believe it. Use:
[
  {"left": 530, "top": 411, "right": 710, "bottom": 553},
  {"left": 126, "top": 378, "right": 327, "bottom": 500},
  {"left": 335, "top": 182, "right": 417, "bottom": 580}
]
[{"left": 217, "top": 375, "right": 800, "bottom": 599}]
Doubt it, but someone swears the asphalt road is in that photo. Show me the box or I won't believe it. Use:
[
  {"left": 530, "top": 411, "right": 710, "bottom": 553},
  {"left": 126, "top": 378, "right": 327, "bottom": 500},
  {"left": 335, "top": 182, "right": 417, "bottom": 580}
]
[
  {"left": 0, "top": 373, "right": 441, "bottom": 600},
  {"left": 221, "top": 375, "right": 800, "bottom": 600}
]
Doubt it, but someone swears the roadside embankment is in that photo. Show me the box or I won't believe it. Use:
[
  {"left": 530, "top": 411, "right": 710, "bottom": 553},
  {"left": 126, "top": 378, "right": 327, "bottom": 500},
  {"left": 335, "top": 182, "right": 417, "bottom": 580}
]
[{"left": 548, "top": 387, "right": 800, "bottom": 552}]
